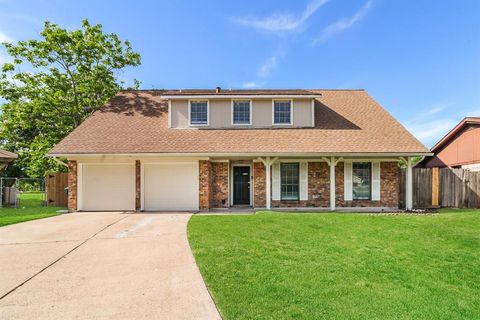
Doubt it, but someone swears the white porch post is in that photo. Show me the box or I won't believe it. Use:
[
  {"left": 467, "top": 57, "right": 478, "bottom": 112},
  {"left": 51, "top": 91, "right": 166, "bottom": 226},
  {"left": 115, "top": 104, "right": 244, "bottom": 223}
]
[
  {"left": 265, "top": 156, "right": 271, "bottom": 210},
  {"left": 406, "top": 157, "right": 413, "bottom": 210},
  {"left": 329, "top": 156, "right": 336, "bottom": 211}
]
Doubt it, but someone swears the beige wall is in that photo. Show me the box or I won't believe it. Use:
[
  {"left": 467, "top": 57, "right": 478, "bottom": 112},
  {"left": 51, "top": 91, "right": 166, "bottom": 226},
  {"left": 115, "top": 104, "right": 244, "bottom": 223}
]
[{"left": 169, "top": 98, "right": 314, "bottom": 128}]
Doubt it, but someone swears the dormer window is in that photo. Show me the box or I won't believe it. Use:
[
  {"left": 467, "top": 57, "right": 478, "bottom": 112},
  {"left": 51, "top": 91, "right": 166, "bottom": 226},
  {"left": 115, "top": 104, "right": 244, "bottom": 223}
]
[
  {"left": 273, "top": 100, "right": 292, "bottom": 125},
  {"left": 232, "top": 100, "right": 251, "bottom": 125},
  {"left": 189, "top": 100, "right": 209, "bottom": 125}
]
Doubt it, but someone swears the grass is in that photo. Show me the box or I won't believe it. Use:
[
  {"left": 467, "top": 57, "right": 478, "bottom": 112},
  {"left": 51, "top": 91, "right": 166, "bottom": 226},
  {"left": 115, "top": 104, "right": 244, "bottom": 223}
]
[
  {"left": 0, "top": 192, "right": 64, "bottom": 227},
  {"left": 188, "top": 210, "right": 480, "bottom": 319}
]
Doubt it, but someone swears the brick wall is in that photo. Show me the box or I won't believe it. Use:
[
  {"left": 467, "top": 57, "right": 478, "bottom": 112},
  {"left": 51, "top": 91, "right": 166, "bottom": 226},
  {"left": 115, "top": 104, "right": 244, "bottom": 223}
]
[
  {"left": 271, "top": 162, "right": 330, "bottom": 208},
  {"left": 253, "top": 162, "right": 266, "bottom": 207},
  {"left": 258, "top": 161, "right": 401, "bottom": 209},
  {"left": 211, "top": 162, "right": 229, "bottom": 208},
  {"left": 199, "top": 160, "right": 212, "bottom": 210},
  {"left": 67, "top": 160, "right": 77, "bottom": 212},
  {"left": 336, "top": 162, "right": 400, "bottom": 208},
  {"left": 135, "top": 160, "right": 141, "bottom": 210}
]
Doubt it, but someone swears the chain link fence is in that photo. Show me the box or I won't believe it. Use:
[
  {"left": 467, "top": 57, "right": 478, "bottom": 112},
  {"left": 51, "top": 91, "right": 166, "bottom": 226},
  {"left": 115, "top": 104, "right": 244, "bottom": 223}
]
[{"left": 0, "top": 177, "right": 46, "bottom": 208}]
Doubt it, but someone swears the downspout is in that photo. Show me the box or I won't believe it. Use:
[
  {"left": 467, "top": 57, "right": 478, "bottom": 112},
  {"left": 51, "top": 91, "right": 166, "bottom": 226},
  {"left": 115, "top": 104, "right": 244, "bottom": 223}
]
[{"left": 52, "top": 157, "right": 68, "bottom": 167}]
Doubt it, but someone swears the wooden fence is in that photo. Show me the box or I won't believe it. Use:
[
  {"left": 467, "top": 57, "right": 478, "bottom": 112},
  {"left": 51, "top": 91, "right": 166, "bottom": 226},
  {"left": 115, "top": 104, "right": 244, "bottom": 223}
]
[
  {"left": 46, "top": 172, "right": 68, "bottom": 207},
  {"left": 400, "top": 167, "right": 480, "bottom": 208}
]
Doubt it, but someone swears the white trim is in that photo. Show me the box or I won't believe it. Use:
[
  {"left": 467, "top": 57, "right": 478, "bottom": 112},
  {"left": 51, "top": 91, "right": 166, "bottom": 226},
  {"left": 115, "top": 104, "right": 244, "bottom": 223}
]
[
  {"left": 272, "top": 99, "right": 294, "bottom": 125},
  {"left": 77, "top": 163, "right": 83, "bottom": 211},
  {"left": 188, "top": 99, "right": 210, "bottom": 126},
  {"left": 311, "top": 99, "right": 315, "bottom": 127},
  {"left": 161, "top": 94, "right": 321, "bottom": 99},
  {"left": 344, "top": 161, "right": 353, "bottom": 201},
  {"left": 167, "top": 100, "right": 172, "bottom": 128},
  {"left": 231, "top": 99, "right": 252, "bottom": 125}
]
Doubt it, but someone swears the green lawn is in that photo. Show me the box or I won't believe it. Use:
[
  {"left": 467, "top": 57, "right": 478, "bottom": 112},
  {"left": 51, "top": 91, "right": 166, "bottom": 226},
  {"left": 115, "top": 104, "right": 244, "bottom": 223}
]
[
  {"left": 0, "top": 192, "right": 64, "bottom": 227},
  {"left": 188, "top": 210, "right": 480, "bottom": 319}
]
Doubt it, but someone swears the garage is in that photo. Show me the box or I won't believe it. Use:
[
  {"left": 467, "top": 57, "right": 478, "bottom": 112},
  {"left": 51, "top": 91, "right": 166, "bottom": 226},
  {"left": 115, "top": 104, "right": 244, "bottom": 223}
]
[
  {"left": 144, "top": 162, "right": 199, "bottom": 211},
  {"left": 80, "top": 164, "right": 135, "bottom": 211}
]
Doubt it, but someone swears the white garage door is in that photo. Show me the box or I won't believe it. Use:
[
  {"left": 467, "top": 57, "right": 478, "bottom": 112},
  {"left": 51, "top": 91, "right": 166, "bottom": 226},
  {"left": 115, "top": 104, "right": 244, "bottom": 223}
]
[
  {"left": 81, "top": 164, "right": 135, "bottom": 211},
  {"left": 144, "top": 163, "right": 199, "bottom": 211}
]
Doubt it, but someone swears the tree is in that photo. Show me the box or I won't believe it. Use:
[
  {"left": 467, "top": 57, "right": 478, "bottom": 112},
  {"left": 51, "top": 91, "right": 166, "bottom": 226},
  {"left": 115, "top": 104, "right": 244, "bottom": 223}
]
[{"left": 0, "top": 19, "right": 141, "bottom": 177}]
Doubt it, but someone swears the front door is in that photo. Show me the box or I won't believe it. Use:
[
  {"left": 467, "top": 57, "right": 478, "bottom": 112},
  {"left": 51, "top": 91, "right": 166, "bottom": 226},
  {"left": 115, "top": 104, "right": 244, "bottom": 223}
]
[{"left": 233, "top": 166, "right": 250, "bottom": 205}]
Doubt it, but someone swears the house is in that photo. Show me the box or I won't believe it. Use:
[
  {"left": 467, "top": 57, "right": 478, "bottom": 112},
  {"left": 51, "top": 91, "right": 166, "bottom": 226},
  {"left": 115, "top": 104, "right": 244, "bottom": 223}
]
[
  {"left": 417, "top": 117, "right": 480, "bottom": 171},
  {"left": 0, "top": 149, "right": 18, "bottom": 171},
  {"left": 48, "top": 88, "right": 430, "bottom": 212}
]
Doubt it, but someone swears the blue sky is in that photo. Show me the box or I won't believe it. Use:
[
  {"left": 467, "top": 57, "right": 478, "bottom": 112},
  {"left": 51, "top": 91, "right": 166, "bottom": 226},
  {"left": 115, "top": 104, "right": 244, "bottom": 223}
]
[{"left": 0, "top": 0, "right": 479, "bottom": 147}]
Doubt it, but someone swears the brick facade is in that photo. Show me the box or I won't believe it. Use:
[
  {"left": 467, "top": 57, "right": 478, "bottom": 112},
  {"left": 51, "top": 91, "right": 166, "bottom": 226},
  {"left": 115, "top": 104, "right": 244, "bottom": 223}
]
[
  {"left": 67, "top": 160, "right": 77, "bottom": 212},
  {"left": 199, "top": 160, "right": 212, "bottom": 210},
  {"left": 135, "top": 160, "right": 141, "bottom": 210},
  {"left": 253, "top": 162, "right": 266, "bottom": 207},
  {"left": 271, "top": 162, "right": 331, "bottom": 208},
  {"left": 253, "top": 161, "right": 400, "bottom": 209},
  {"left": 335, "top": 162, "right": 400, "bottom": 207},
  {"left": 211, "top": 162, "right": 229, "bottom": 208}
]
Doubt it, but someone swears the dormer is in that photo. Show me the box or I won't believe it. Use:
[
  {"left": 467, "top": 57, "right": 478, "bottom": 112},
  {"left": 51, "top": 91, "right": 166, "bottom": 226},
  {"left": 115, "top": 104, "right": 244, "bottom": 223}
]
[{"left": 162, "top": 88, "right": 320, "bottom": 129}]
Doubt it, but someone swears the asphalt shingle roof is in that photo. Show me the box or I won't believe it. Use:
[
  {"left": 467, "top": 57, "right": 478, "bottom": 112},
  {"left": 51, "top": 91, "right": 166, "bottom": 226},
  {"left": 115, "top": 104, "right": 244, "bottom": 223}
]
[{"left": 49, "top": 89, "right": 429, "bottom": 155}]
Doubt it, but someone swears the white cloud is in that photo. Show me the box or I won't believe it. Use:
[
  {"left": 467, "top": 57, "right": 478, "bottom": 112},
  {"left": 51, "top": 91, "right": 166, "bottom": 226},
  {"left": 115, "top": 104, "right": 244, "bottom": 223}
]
[
  {"left": 257, "top": 55, "right": 277, "bottom": 78},
  {"left": 402, "top": 103, "right": 460, "bottom": 147},
  {"left": 312, "top": 0, "right": 372, "bottom": 45},
  {"left": 233, "top": 0, "right": 329, "bottom": 32},
  {"left": 0, "top": 31, "right": 13, "bottom": 43},
  {"left": 242, "top": 81, "right": 263, "bottom": 88}
]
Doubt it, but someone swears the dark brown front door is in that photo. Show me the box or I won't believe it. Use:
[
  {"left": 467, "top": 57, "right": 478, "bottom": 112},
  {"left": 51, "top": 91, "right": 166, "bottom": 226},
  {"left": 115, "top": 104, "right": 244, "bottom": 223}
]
[{"left": 233, "top": 166, "right": 250, "bottom": 205}]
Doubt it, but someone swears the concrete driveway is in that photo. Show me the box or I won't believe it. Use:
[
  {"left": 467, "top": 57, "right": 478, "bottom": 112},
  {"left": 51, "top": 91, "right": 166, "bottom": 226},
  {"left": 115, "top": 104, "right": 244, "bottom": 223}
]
[{"left": 0, "top": 212, "right": 221, "bottom": 320}]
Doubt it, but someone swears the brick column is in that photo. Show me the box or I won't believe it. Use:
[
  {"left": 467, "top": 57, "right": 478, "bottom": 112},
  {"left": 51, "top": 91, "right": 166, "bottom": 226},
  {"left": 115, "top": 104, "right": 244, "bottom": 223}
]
[
  {"left": 135, "top": 160, "right": 141, "bottom": 210},
  {"left": 253, "top": 162, "right": 266, "bottom": 208},
  {"left": 199, "top": 160, "right": 212, "bottom": 210},
  {"left": 67, "top": 160, "right": 77, "bottom": 212}
]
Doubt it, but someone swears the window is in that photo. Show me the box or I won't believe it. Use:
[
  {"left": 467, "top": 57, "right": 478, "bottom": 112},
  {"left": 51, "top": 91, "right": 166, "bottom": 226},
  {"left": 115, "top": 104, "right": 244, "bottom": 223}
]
[
  {"left": 281, "top": 163, "right": 299, "bottom": 200},
  {"left": 232, "top": 100, "right": 251, "bottom": 124},
  {"left": 190, "top": 101, "right": 208, "bottom": 125},
  {"left": 273, "top": 100, "right": 292, "bottom": 124},
  {"left": 353, "top": 162, "right": 371, "bottom": 200}
]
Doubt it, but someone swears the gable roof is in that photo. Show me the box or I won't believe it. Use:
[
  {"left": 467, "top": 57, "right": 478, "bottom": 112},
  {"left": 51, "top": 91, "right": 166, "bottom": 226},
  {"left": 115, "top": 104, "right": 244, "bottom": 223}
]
[
  {"left": 430, "top": 117, "right": 480, "bottom": 152},
  {"left": 49, "top": 89, "right": 429, "bottom": 156}
]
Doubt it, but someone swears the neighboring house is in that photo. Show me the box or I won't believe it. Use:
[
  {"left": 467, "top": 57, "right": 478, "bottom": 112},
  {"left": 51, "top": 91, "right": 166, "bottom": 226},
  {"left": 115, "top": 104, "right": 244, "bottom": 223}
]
[
  {"left": 418, "top": 117, "right": 480, "bottom": 171},
  {"left": 0, "top": 149, "right": 18, "bottom": 171},
  {"left": 48, "top": 89, "right": 430, "bottom": 212}
]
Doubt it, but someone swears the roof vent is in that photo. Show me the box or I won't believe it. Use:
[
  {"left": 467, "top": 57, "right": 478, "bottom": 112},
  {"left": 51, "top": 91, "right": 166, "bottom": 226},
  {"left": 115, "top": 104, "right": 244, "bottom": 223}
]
[{"left": 215, "top": 86, "right": 221, "bottom": 93}]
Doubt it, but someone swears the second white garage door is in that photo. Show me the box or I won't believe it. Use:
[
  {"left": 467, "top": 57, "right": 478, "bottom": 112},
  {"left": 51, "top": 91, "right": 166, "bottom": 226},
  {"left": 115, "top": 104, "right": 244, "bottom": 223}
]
[{"left": 144, "top": 163, "right": 199, "bottom": 211}]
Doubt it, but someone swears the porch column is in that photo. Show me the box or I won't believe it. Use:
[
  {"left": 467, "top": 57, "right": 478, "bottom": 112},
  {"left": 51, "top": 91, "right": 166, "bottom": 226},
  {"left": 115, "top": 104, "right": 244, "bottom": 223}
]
[
  {"left": 265, "top": 157, "right": 271, "bottom": 210},
  {"left": 329, "top": 156, "right": 336, "bottom": 211},
  {"left": 406, "top": 157, "right": 413, "bottom": 210}
]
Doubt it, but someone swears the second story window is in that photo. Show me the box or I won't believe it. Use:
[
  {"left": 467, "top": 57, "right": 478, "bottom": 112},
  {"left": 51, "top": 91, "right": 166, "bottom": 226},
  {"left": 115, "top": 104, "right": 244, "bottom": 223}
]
[
  {"left": 190, "top": 101, "right": 208, "bottom": 125},
  {"left": 232, "top": 100, "right": 251, "bottom": 125},
  {"left": 273, "top": 100, "right": 292, "bottom": 125}
]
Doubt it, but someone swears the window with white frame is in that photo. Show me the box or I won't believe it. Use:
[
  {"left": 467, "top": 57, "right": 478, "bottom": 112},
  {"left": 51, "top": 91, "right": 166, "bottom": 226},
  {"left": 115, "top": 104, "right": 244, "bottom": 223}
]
[
  {"left": 281, "top": 163, "right": 299, "bottom": 200},
  {"left": 232, "top": 100, "right": 251, "bottom": 124},
  {"left": 273, "top": 100, "right": 292, "bottom": 124},
  {"left": 352, "top": 162, "right": 371, "bottom": 200},
  {"left": 190, "top": 101, "right": 208, "bottom": 125}
]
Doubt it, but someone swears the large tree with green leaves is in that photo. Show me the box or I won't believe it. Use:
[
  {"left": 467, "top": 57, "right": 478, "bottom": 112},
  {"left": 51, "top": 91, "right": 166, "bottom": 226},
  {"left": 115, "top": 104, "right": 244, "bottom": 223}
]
[{"left": 0, "top": 19, "right": 141, "bottom": 177}]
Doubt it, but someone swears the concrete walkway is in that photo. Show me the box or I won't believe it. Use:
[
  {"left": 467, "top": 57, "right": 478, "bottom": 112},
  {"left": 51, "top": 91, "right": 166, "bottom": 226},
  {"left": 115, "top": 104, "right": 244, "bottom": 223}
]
[{"left": 0, "top": 212, "right": 221, "bottom": 320}]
